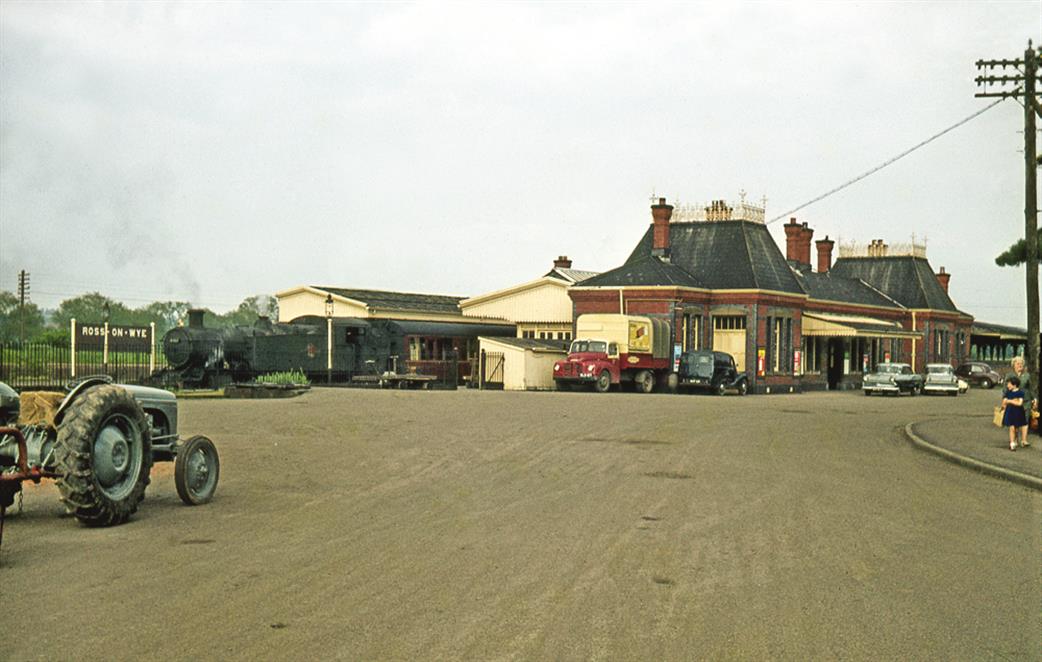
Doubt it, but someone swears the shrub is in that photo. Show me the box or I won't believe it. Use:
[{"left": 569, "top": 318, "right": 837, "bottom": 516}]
[{"left": 254, "top": 369, "right": 310, "bottom": 386}]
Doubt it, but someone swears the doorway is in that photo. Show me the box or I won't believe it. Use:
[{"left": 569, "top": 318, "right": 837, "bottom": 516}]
[{"left": 827, "top": 338, "right": 845, "bottom": 390}]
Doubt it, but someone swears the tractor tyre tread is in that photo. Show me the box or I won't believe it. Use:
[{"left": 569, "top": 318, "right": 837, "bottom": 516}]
[{"left": 54, "top": 385, "right": 152, "bottom": 527}]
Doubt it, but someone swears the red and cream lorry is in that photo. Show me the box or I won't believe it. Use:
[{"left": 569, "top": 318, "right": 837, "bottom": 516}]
[{"left": 552, "top": 314, "right": 674, "bottom": 393}]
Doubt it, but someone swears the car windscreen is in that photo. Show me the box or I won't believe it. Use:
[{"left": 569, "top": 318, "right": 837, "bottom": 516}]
[
  {"left": 927, "top": 366, "right": 952, "bottom": 375},
  {"left": 876, "top": 364, "right": 902, "bottom": 374}
]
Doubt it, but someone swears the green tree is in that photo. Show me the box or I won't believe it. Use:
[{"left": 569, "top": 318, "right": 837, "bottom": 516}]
[
  {"left": 51, "top": 292, "right": 127, "bottom": 330},
  {"left": 995, "top": 229, "right": 1042, "bottom": 267},
  {"left": 0, "top": 290, "right": 46, "bottom": 343}
]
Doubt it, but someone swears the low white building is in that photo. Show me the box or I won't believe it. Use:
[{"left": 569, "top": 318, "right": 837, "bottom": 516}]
[{"left": 477, "top": 337, "right": 569, "bottom": 391}]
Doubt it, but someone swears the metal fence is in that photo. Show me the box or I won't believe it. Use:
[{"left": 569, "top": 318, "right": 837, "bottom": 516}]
[{"left": 0, "top": 342, "right": 162, "bottom": 391}]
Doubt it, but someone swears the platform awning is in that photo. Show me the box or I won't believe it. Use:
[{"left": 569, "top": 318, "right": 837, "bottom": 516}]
[{"left": 802, "top": 312, "right": 921, "bottom": 339}]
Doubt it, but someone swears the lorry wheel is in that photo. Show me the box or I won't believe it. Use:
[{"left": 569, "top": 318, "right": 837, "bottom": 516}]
[
  {"left": 554, "top": 380, "right": 570, "bottom": 392},
  {"left": 175, "top": 435, "right": 220, "bottom": 505},
  {"left": 636, "top": 370, "right": 654, "bottom": 394},
  {"left": 595, "top": 370, "right": 611, "bottom": 393},
  {"left": 665, "top": 373, "right": 679, "bottom": 394},
  {"left": 54, "top": 385, "right": 152, "bottom": 527},
  {"left": 737, "top": 382, "right": 747, "bottom": 396},
  {"left": 715, "top": 382, "right": 727, "bottom": 396}
]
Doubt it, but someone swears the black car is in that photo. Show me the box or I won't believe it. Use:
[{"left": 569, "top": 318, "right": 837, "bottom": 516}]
[
  {"left": 954, "top": 361, "right": 1002, "bottom": 389},
  {"left": 678, "top": 350, "right": 748, "bottom": 395}
]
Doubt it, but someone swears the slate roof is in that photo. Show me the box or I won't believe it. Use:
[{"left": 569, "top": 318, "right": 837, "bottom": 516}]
[
  {"left": 827, "top": 256, "right": 959, "bottom": 312},
  {"left": 580, "top": 255, "right": 704, "bottom": 288},
  {"left": 794, "top": 270, "right": 903, "bottom": 309},
  {"left": 542, "top": 267, "right": 600, "bottom": 283},
  {"left": 971, "top": 321, "right": 1028, "bottom": 339},
  {"left": 483, "top": 337, "right": 570, "bottom": 352},
  {"left": 316, "top": 287, "right": 464, "bottom": 314},
  {"left": 580, "top": 221, "right": 805, "bottom": 295}
]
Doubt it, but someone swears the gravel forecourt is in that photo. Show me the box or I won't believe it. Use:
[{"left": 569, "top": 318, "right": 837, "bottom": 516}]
[{"left": 3, "top": 387, "right": 1040, "bottom": 660}]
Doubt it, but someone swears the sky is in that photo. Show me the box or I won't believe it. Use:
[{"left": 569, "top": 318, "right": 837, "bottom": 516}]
[{"left": 0, "top": 1, "right": 1039, "bottom": 327}]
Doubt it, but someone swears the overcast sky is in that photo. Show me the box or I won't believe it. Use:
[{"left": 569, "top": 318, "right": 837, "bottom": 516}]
[{"left": 1, "top": 1, "right": 1039, "bottom": 326}]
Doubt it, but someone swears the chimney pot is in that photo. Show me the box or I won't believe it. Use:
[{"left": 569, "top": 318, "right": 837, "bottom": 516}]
[{"left": 553, "top": 255, "right": 573, "bottom": 269}]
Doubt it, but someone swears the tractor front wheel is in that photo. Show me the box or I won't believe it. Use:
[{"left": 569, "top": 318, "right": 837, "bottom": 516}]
[
  {"left": 54, "top": 385, "right": 152, "bottom": 526},
  {"left": 175, "top": 435, "right": 220, "bottom": 505}
]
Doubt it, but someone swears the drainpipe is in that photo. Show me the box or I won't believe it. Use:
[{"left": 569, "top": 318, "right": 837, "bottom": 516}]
[
  {"left": 619, "top": 290, "right": 624, "bottom": 314},
  {"left": 911, "top": 312, "right": 917, "bottom": 371}
]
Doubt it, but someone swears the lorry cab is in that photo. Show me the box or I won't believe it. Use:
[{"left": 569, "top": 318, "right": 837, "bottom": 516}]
[{"left": 553, "top": 339, "right": 619, "bottom": 392}]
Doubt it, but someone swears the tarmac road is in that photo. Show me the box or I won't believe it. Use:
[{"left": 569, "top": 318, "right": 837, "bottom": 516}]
[{"left": 3, "top": 386, "right": 1039, "bottom": 660}]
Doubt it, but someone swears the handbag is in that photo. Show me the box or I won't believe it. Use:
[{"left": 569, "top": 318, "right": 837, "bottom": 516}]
[{"left": 993, "top": 405, "right": 1005, "bottom": 428}]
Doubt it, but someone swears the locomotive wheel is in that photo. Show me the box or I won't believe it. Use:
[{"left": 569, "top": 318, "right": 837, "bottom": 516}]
[
  {"left": 54, "top": 385, "right": 152, "bottom": 527},
  {"left": 175, "top": 435, "right": 220, "bottom": 505}
]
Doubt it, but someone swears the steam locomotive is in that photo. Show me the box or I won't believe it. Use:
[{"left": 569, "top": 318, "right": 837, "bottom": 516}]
[
  {"left": 158, "top": 309, "right": 406, "bottom": 387},
  {"left": 157, "top": 309, "right": 514, "bottom": 388}
]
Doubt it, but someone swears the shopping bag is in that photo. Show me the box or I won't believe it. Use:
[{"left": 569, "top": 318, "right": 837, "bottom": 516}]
[{"left": 993, "top": 405, "right": 1005, "bottom": 428}]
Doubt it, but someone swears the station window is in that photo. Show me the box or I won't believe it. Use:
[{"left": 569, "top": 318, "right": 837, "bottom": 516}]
[{"left": 713, "top": 316, "right": 746, "bottom": 330}]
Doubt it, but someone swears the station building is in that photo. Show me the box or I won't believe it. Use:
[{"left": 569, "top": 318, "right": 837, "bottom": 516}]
[
  {"left": 570, "top": 197, "right": 974, "bottom": 393},
  {"left": 460, "top": 257, "right": 599, "bottom": 389}
]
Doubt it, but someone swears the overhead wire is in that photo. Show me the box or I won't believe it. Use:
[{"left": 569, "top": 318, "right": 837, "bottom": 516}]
[{"left": 766, "top": 95, "right": 1013, "bottom": 225}]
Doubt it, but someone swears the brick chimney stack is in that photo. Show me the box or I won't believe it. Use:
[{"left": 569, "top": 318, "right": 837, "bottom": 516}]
[
  {"left": 816, "top": 235, "right": 835, "bottom": 273},
  {"left": 553, "top": 255, "right": 572, "bottom": 269},
  {"left": 783, "top": 218, "right": 814, "bottom": 267},
  {"left": 784, "top": 218, "right": 802, "bottom": 263},
  {"left": 651, "top": 197, "right": 673, "bottom": 257},
  {"left": 800, "top": 222, "right": 814, "bottom": 265},
  {"left": 936, "top": 267, "right": 951, "bottom": 293}
]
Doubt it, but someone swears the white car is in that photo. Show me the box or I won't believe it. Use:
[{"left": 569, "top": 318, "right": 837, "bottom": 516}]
[{"left": 922, "top": 363, "right": 960, "bottom": 396}]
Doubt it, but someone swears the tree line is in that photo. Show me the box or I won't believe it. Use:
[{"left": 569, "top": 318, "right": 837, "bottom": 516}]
[{"left": 0, "top": 291, "right": 278, "bottom": 345}]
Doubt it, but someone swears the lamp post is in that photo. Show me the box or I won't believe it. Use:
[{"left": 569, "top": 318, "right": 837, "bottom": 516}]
[{"left": 325, "top": 294, "right": 334, "bottom": 384}]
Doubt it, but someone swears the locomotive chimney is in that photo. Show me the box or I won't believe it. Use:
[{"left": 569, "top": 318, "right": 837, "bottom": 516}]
[
  {"left": 187, "top": 309, "right": 205, "bottom": 329},
  {"left": 553, "top": 255, "right": 572, "bottom": 269},
  {"left": 651, "top": 197, "right": 673, "bottom": 258}
]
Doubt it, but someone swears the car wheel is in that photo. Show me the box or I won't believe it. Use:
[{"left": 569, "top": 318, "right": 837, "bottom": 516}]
[
  {"left": 594, "top": 370, "right": 611, "bottom": 393},
  {"left": 911, "top": 384, "right": 921, "bottom": 396},
  {"left": 864, "top": 390, "right": 871, "bottom": 396},
  {"left": 981, "top": 378, "right": 993, "bottom": 389},
  {"left": 715, "top": 382, "right": 726, "bottom": 396},
  {"left": 737, "top": 382, "right": 747, "bottom": 396}
]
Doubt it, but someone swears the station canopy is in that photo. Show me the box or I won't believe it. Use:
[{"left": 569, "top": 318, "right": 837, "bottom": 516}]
[{"left": 801, "top": 312, "right": 920, "bottom": 339}]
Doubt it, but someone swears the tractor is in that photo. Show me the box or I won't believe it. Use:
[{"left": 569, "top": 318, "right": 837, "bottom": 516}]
[{"left": 0, "top": 376, "right": 219, "bottom": 547}]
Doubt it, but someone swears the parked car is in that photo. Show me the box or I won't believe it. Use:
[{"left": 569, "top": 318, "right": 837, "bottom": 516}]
[
  {"left": 863, "top": 362, "right": 924, "bottom": 396},
  {"left": 678, "top": 350, "right": 748, "bottom": 395},
  {"left": 922, "top": 363, "right": 960, "bottom": 396},
  {"left": 954, "top": 361, "right": 1002, "bottom": 389}
]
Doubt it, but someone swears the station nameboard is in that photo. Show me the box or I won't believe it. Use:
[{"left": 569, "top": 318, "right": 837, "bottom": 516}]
[{"left": 75, "top": 322, "right": 152, "bottom": 350}]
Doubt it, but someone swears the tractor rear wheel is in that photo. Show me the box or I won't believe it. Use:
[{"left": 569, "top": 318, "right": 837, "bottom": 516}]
[
  {"left": 175, "top": 435, "right": 220, "bottom": 505},
  {"left": 54, "top": 385, "right": 152, "bottom": 526}
]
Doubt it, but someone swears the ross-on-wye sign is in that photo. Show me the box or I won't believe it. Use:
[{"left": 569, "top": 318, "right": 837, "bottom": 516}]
[{"left": 75, "top": 322, "right": 152, "bottom": 349}]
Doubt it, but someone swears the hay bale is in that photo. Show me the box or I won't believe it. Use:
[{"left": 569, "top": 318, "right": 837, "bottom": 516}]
[{"left": 18, "top": 391, "right": 65, "bottom": 429}]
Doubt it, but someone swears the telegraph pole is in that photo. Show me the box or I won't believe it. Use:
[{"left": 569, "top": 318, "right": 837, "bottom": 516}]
[
  {"left": 976, "top": 41, "right": 1042, "bottom": 399},
  {"left": 16, "top": 270, "right": 29, "bottom": 346}
]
